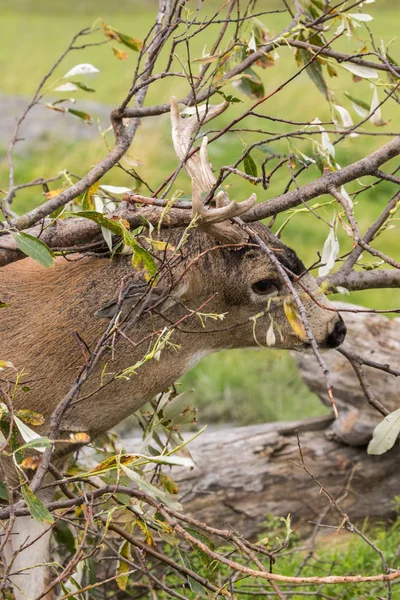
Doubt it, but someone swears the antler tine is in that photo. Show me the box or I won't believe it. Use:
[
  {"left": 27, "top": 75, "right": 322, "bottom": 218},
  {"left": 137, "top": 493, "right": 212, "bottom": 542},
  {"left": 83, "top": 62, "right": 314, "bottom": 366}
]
[{"left": 170, "top": 96, "right": 257, "bottom": 244}]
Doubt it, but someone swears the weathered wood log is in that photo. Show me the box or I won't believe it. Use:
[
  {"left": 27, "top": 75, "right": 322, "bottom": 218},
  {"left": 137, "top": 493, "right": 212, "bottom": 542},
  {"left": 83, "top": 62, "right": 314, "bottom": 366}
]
[
  {"left": 124, "top": 304, "right": 400, "bottom": 537},
  {"left": 124, "top": 417, "right": 400, "bottom": 538}
]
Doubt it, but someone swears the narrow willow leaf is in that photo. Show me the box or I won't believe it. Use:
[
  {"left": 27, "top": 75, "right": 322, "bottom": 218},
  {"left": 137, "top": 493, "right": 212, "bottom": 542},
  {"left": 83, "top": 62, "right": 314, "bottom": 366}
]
[
  {"left": 67, "top": 108, "right": 92, "bottom": 123},
  {"left": 283, "top": 299, "right": 307, "bottom": 340},
  {"left": 54, "top": 83, "right": 79, "bottom": 92},
  {"left": 100, "top": 185, "right": 131, "bottom": 194},
  {"left": 101, "top": 226, "right": 113, "bottom": 252},
  {"left": 54, "top": 522, "right": 77, "bottom": 554},
  {"left": 368, "top": 408, "right": 400, "bottom": 455},
  {"left": 144, "top": 238, "right": 175, "bottom": 252},
  {"left": 342, "top": 62, "right": 378, "bottom": 79},
  {"left": 73, "top": 211, "right": 123, "bottom": 235},
  {"left": 266, "top": 321, "right": 276, "bottom": 347},
  {"left": 340, "top": 186, "right": 353, "bottom": 209},
  {"left": 178, "top": 550, "right": 207, "bottom": 595},
  {"left": 21, "top": 484, "right": 54, "bottom": 523},
  {"left": 348, "top": 13, "right": 374, "bottom": 22},
  {"left": 14, "top": 416, "right": 49, "bottom": 453},
  {"left": 318, "top": 225, "right": 339, "bottom": 277},
  {"left": 103, "top": 25, "right": 142, "bottom": 52},
  {"left": 117, "top": 32, "right": 142, "bottom": 52},
  {"left": 235, "top": 68, "right": 265, "bottom": 99},
  {"left": 333, "top": 104, "right": 354, "bottom": 129},
  {"left": 247, "top": 32, "right": 257, "bottom": 52},
  {"left": 13, "top": 233, "right": 54, "bottom": 268},
  {"left": 297, "top": 48, "right": 328, "bottom": 97},
  {"left": 120, "top": 465, "right": 182, "bottom": 511},
  {"left": 121, "top": 225, "right": 157, "bottom": 281},
  {"left": 63, "top": 64, "right": 99, "bottom": 78},
  {"left": 0, "top": 360, "right": 14, "bottom": 370},
  {"left": 142, "top": 454, "right": 195, "bottom": 468},
  {"left": 243, "top": 153, "right": 258, "bottom": 178},
  {"left": 17, "top": 438, "right": 51, "bottom": 452},
  {"left": 71, "top": 81, "right": 95, "bottom": 92},
  {"left": 116, "top": 541, "right": 131, "bottom": 590},
  {"left": 112, "top": 45, "right": 128, "bottom": 60},
  {"left": 215, "top": 90, "right": 242, "bottom": 103},
  {"left": 369, "top": 87, "right": 387, "bottom": 126},
  {"left": 321, "top": 130, "right": 335, "bottom": 157}
]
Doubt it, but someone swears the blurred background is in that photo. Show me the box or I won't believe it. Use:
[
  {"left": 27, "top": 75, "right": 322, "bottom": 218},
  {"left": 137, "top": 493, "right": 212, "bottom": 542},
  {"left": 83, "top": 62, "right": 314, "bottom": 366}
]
[{"left": 1, "top": 0, "right": 399, "bottom": 426}]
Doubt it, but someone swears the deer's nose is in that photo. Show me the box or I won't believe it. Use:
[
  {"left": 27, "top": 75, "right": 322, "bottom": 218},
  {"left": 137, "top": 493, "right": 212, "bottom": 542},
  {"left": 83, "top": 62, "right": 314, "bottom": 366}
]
[{"left": 326, "top": 315, "right": 347, "bottom": 348}]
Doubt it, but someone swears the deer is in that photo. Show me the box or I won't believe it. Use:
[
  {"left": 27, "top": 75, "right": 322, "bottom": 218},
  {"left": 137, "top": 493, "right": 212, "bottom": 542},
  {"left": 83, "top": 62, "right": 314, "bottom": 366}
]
[{"left": 0, "top": 97, "right": 346, "bottom": 600}]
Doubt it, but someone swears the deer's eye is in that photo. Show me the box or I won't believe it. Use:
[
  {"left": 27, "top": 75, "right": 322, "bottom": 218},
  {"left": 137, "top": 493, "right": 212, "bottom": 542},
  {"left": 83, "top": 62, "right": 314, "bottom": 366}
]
[{"left": 251, "top": 279, "right": 279, "bottom": 296}]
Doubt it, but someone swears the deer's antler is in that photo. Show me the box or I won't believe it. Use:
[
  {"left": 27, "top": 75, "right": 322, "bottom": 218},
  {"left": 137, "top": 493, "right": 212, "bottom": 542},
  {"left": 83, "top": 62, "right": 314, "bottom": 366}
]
[{"left": 170, "top": 97, "right": 256, "bottom": 244}]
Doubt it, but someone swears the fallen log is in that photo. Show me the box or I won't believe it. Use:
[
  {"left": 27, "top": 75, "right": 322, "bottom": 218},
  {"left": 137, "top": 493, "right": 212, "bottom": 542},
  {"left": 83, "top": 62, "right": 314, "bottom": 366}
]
[{"left": 124, "top": 416, "right": 400, "bottom": 538}]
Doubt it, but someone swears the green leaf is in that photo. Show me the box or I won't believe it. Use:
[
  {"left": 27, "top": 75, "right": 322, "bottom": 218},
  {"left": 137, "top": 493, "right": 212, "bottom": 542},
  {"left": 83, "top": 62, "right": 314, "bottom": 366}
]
[
  {"left": 71, "top": 81, "right": 95, "bottom": 92},
  {"left": 297, "top": 48, "right": 328, "bottom": 98},
  {"left": 215, "top": 90, "right": 242, "bottom": 103},
  {"left": 368, "top": 408, "right": 400, "bottom": 455},
  {"left": 73, "top": 211, "right": 123, "bottom": 235},
  {"left": 344, "top": 91, "right": 370, "bottom": 111},
  {"left": 54, "top": 521, "right": 76, "bottom": 554},
  {"left": 178, "top": 550, "right": 208, "bottom": 596},
  {"left": 0, "top": 301, "right": 8, "bottom": 308},
  {"left": 117, "top": 32, "right": 142, "bottom": 51},
  {"left": 13, "top": 233, "right": 54, "bottom": 268},
  {"left": 186, "top": 527, "right": 216, "bottom": 568},
  {"left": 17, "top": 437, "right": 51, "bottom": 452},
  {"left": 243, "top": 153, "right": 258, "bottom": 178},
  {"left": 67, "top": 108, "right": 92, "bottom": 123},
  {"left": 21, "top": 484, "right": 54, "bottom": 523},
  {"left": 236, "top": 68, "right": 265, "bottom": 99},
  {"left": 120, "top": 225, "right": 157, "bottom": 282},
  {"left": 103, "top": 24, "right": 142, "bottom": 52},
  {"left": 120, "top": 465, "right": 182, "bottom": 511}
]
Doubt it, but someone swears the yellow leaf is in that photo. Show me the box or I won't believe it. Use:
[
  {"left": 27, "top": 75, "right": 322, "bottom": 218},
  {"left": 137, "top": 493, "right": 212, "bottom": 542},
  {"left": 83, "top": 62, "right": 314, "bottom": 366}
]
[
  {"left": 136, "top": 518, "right": 155, "bottom": 546},
  {"left": 0, "top": 360, "right": 14, "bottom": 370},
  {"left": 20, "top": 456, "right": 40, "bottom": 471},
  {"left": 86, "top": 182, "right": 100, "bottom": 210},
  {"left": 112, "top": 45, "right": 128, "bottom": 60},
  {"left": 283, "top": 298, "right": 307, "bottom": 340},
  {"left": 70, "top": 432, "right": 91, "bottom": 444},
  {"left": 43, "top": 189, "right": 64, "bottom": 199},
  {"left": 144, "top": 238, "right": 175, "bottom": 252},
  {"left": 116, "top": 541, "right": 131, "bottom": 590}
]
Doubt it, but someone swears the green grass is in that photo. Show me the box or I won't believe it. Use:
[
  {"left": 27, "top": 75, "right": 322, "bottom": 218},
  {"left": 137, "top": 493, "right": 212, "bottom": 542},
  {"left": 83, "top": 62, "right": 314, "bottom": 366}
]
[
  {"left": 2, "top": 1, "right": 400, "bottom": 425},
  {"left": 180, "top": 349, "right": 328, "bottom": 425}
]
